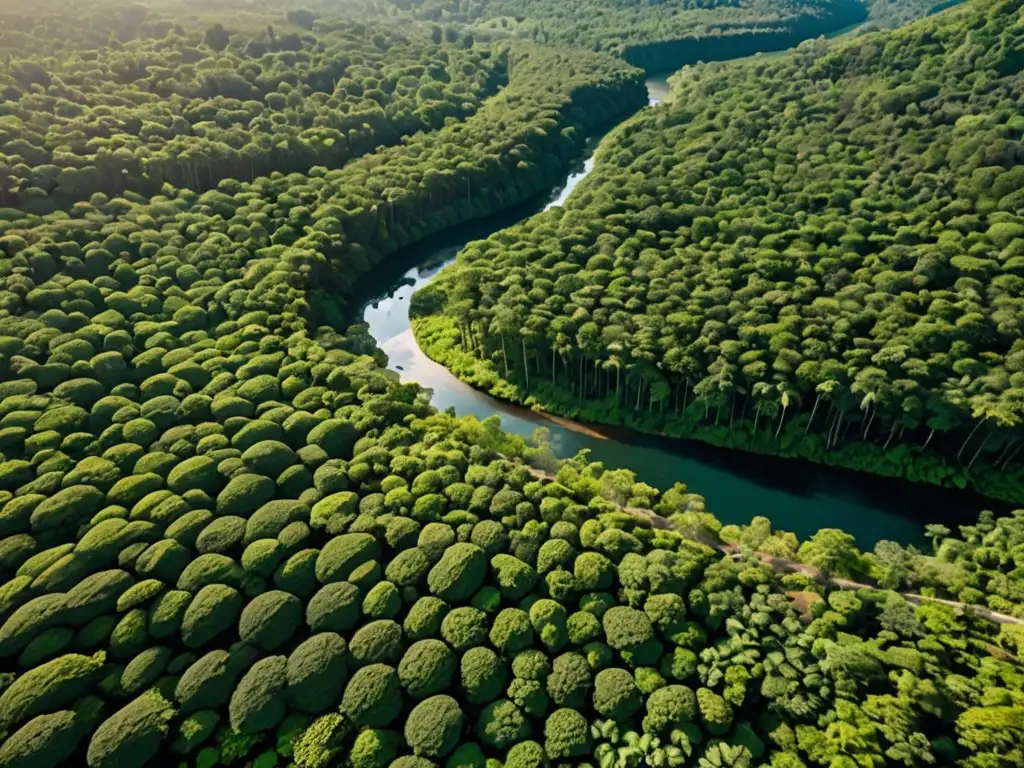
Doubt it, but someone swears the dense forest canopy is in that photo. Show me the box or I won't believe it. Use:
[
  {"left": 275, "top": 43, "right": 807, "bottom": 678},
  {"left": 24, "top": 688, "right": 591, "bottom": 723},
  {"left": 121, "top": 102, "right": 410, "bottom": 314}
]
[
  {"left": 416, "top": 0, "right": 1024, "bottom": 505},
  {"left": 0, "top": 0, "right": 1022, "bottom": 767}
]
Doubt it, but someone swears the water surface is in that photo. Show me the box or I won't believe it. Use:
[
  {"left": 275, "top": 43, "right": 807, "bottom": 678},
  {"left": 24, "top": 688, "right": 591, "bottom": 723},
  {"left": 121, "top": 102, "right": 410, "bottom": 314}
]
[{"left": 355, "top": 77, "right": 996, "bottom": 549}]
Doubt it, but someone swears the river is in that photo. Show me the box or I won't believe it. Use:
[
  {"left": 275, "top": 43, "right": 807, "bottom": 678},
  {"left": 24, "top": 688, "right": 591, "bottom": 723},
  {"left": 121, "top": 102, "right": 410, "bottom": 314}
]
[{"left": 354, "top": 75, "right": 997, "bottom": 550}]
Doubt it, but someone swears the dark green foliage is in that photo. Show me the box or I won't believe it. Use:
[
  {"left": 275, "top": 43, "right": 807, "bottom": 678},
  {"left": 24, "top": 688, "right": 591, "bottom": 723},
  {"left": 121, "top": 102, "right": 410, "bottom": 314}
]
[
  {"left": 342, "top": 664, "right": 403, "bottom": 727},
  {"left": 349, "top": 620, "right": 404, "bottom": 667},
  {"left": 544, "top": 708, "right": 592, "bottom": 758},
  {"left": 86, "top": 690, "right": 174, "bottom": 768},
  {"left": 306, "top": 581, "right": 361, "bottom": 633},
  {"left": 0, "top": 652, "right": 104, "bottom": 731},
  {"left": 477, "top": 699, "right": 530, "bottom": 749},
  {"left": 238, "top": 590, "right": 303, "bottom": 650},
  {"left": 398, "top": 639, "right": 457, "bottom": 699},
  {"left": 405, "top": 695, "right": 463, "bottom": 758},
  {"left": 286, "top": 633, "right": 348, "bottom": 713},
  {"left": 461, "top": 646, "right": 507, "bottom": 704},
  {"left": 229, "top": 655, "right": 289, "bottom": 735},
  {"left": 179, "top": 584, "right": 243, "bottom": 648}
]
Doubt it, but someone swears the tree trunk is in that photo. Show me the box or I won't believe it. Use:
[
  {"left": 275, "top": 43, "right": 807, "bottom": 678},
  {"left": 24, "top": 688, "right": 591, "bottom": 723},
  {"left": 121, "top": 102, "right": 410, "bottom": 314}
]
[
  {"left": 806, "top": 393, "right": 822, "bottom": 434},
  {"left": 753, "top": 402, "right": 761, "bottom": 434},
  {"left": 552, "top": 348, "right": 556, "bottom": 383},
  {"left": 775, "top": 404, "right": 787, "bottom": 439},
  {"left": 730, "top": 391, "right": 736, "bottom": 430},
  {"left": 923, "top": 427, "right": 935, "bottom": 451},
  {"left": 967, "top": 430, "right": 993, "bottom": 472},
  {"left": 1001, "top": 440, "right": 1024, "bottom": 470},
  {"left": 883, "top": 423, "right": 897, "bottom": 451},
  {"left": 958, "top": 419, "right": 984, "bottom": 462},
  {"left": 636, "top": 380, "right": 643, "bottom": 410},
  {"left": 500, "top": 333, "right": 509, "bottom": 377}
]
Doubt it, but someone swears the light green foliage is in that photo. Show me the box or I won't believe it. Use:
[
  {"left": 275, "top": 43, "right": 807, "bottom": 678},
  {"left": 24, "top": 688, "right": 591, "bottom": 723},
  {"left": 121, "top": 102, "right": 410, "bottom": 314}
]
[{"left": 545, "top": 707, "right": 592, "bottom": 758}]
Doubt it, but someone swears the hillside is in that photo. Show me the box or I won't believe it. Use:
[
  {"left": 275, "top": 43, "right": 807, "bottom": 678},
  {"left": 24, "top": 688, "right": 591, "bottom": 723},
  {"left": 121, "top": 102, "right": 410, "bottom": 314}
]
[{"left": 415, "top": 0, "right": 1024, "bottom": 503}]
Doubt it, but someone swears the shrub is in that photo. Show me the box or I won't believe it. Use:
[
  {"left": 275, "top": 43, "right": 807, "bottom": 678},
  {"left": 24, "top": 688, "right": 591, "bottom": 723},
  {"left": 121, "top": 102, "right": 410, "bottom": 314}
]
[
  {"left": 239, "top": 590, "right": 303, "bottom": 650},
  {"left": 566, "top": 611, "right": 601, "bottom": 645},
  {"left": 440, "top": 607, "right": 488, "bottom": 650},
  {"left": 147, "top": 589, "right": 192, "bottom": 640},
  {"left": 245, "top": 499, "right": 309, "bottom": 545},
  {"left": 546, "top": 652, "right": 592, "bottom": 709},
  {"left": 351, "top": 728, "right": 400, "bottom": 768},
  {"left": 274, "top": 548, "right": 320, "bottom": 596},
  {"left": 176, "top": 552, "right": 244, "bottom": 592},
  {"left": 180, "top": 584, "right": 244, "bottom": 648},
  {"left": 30, "top": 485, "right": 105, "bottom": 533},
  {"left": 489, "top": 608, "right": 533, "bottom": 653},
  {"left": 405, "top": 695, "right": 463, "bottom": 758},
  {"left": 230, "top": 655, "right": 289, "bottom": 735},
  {"left": 216, "top": 473, "right": 276, "bottom": 517},
  {"left": 593, "top": 668, "right": 642, "bottom": 720},
  {"left": 470, "top": 520, "right": 508, "bottom": 555},
  {"left": 643, "top": 685, "right": 698, "bottom": 733},
  {"left": 63, "top": 568, "right": 135, "bottom": 626},
  {"left": 529, "top": 599, "right": 568, "bottom": 651},
  {"left": 287, "top": 632, "right": 348, "bottom": 713},
  {"left": 167, "top": 456, "right": 220, "bottom": 494},
  {"left": 350, "top": 619, "right": 404, "bottom": 667},
  {"left": 398, "top": 639, "right": 457, "bottom": 699},
  {"left": 404, "top": 596, "right": 448, "bottom": 640},
  {"left": 505, "top": 740, "right": 545, "bottom": 768},
  {"left": 341, "top": 664, "right": 403, "bottom": 727},
  {"left": 511, "top": 649, "right": 551, "bottom": 681},
  {"left": 477, "top": 699, "right": 530, "bottom": 749},
  {"left": 316, "top": 533, "right": 380, "bottom": 584},
  {"left": 461, "top": 646, "right": 507, "bottom": 704},
  {"left": 574, "top": 552, "right": 614, "bottom": 591},
  {"left": 544, "top": 708, "right": 591, "bottom": 759},
  {"left": 86, "top": 689, "right": 175, "bottom": 768},
  {"left": 134, "top": 540, "right": 191, "bottom": 583},
  {"left": 175, "top": 650, "right": 236, "bottom": 715},
  {"left": 195, "top": 516, "right": 247, "bottom": 554},
  {"left": 242, "top": 440, "right": 299, "bottom": 476},
  {"left": 306, "top": 581, "right": 361, "bottom": 632},
  {"left": 116, "top": 579, "right": 165, "bottom": 612},
  {"left": 363, "top": 581, "right": 402, "bottom": 619},
  {"left": 121, "top": 646, "right": 172, "bottom": 695},
  {"left": 445, "top": 742, "right": 485, "bottom": 768},
  {"left": 507, "top": 678, "right": 548, "bottom": 717},
  {"left": 0, "top": 652, "right": 104, "bottom": 731},
  {"left": 426, "top": 543, "right": 486, "bottom": 602},
  {"left": 0, "top": 592, "right": 68, "bottom": 657},
  {"left": 0, "top": 710, "right": 82, "bottom": 768},
  {"left": 696, "top": 687, "right": 733, "bottom": 736},
  {"left": 385, "top": 547, "right": 431, "bottom": 587},
  {"left": 490, "top": 555, "right": 537, "bottom": 602},
  {"left": 417, "top": 523, "right": 456, "bottom": 563},
  {"left": 537, "top": 539, "right": 575, "bottom": 574}
]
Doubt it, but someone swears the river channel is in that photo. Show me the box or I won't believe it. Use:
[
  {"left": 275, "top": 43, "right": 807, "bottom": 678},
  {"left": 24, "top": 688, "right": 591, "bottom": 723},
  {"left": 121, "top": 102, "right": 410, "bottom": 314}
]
[{"left": 355, "top": 75, "right": 998, "bottom": 550}]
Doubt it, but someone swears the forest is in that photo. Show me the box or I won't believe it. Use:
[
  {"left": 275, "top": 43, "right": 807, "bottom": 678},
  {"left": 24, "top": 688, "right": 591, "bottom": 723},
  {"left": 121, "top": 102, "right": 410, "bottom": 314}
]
[
  {"left": 415, "top": 0, "right": 1024, "bottom": 504},
  {"left": 0, "top": 0, "right": 1022, "bottom": 766}
]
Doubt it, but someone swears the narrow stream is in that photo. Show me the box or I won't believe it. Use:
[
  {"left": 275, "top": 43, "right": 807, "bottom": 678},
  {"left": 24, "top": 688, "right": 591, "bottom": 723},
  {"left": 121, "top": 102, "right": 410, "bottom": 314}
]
[{"left": 355, "top": 76, "right": 997, "bottom": 549}]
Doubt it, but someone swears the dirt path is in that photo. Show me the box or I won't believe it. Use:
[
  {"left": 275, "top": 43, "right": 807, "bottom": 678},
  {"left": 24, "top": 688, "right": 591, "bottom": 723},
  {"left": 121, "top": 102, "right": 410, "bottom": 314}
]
[{"left": 523, "top": 465, "right": 1024, "bottom": 627}]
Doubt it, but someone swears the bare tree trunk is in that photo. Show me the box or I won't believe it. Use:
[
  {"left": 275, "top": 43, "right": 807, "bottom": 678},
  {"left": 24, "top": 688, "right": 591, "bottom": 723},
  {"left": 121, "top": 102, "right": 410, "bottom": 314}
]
[
  {"left": 500, "top": 333, "right": 509, "bottom": 377},
  {"left": 521, "top": 338, "right": 530, "bottom": 390},
  {"left": 923, "top": 427, "right": 935, "bottom": 450},
  {"left": 883, "top": 423, "right": 897, "bottom": 451},
  {"left": 775, "top": 404, "right": 787, "bottom": 439},
  {"left": 967, "top": 430, "right": 992, "bottom": 472},
  {"left": 806, "top": 393, "right": 821, "bottom": 434},
  {"left": 958, "top": 420, "right": 984, "bottom": 462},
  {"left": 753, "top": 402, "right": 761, "bottom": 434}
]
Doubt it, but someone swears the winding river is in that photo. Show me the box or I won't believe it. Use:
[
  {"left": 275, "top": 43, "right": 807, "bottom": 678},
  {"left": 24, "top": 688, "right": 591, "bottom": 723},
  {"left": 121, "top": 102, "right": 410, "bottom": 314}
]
[{"left": 355, "top": 75, "right": 998, "bottom": 549}]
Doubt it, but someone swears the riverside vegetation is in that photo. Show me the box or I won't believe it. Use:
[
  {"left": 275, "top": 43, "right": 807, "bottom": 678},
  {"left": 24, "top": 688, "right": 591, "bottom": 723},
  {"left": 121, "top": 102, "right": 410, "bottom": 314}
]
[
  {"left": 414, "top": 0, "right": 1024, "bottom": 504},
  {"left": 0, "top": 0, "right": 1022, "bottom": 768}
]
